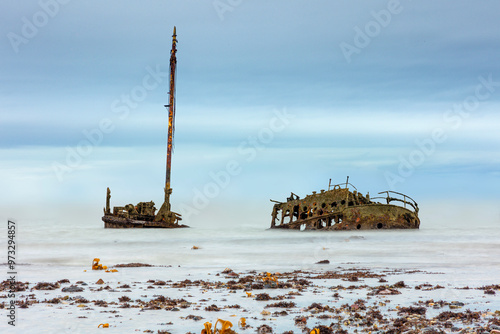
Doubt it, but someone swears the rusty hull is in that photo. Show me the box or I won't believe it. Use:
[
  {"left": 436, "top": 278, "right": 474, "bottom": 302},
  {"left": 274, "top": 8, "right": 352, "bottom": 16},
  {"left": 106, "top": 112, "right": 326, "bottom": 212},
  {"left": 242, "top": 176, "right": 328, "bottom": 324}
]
[
  {"left": 101, "top": 188, "right": 187, "bottom": 229},
  {"left": 102, "top": 215, "right": 186, "bottom": 229},
  {"left": 270, "top": 183, "right": 420, "bottom": 231},
  {"left": 101, "top": 27, "right": 186, "bottom": 229}
]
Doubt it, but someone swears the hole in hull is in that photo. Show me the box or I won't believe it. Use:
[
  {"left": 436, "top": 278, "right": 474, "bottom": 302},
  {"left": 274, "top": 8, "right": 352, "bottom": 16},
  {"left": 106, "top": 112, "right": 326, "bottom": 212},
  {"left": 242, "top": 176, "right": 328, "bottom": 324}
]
[
  {"left": 317, "top": 219, "right": 327, "bottom": 229},
  {"left": 292, "top": 205, "right": 299, "bottom": 221}
]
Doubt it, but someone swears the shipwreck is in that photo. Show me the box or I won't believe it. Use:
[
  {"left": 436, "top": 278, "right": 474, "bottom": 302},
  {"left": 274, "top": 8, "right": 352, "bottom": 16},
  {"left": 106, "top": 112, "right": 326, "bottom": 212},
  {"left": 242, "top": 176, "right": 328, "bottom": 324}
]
[
  {"left": 102, "top": 27, "right": 187, "bottom": 229},
  {"left": 270, "top": 178, "right": 420, "bottom": 231}
]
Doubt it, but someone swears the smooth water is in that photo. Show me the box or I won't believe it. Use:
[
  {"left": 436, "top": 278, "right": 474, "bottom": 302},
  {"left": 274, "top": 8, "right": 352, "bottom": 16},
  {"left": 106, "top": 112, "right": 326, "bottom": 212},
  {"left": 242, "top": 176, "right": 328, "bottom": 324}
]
[{"left": 3, "top": 219, "right": 499, "bottom": 279}]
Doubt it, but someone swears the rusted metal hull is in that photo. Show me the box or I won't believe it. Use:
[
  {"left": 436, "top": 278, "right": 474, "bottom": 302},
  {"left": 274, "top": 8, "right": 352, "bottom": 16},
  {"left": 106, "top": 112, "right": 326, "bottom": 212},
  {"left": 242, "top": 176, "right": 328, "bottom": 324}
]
[
  {"left": 270, "top": 182, "right": 420, "bottom": 231},
  {"left": 102, "top": 215, "right": 188, "bottom": 229},
  {"left": 101, "top": 28, "right": 186, "bottom": 229}
]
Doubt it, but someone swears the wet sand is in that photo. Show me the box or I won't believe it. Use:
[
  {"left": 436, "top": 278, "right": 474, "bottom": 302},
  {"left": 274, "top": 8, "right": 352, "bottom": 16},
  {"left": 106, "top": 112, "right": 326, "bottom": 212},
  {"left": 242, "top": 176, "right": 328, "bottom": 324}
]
[{"left": 1, "top": 264, "right": 499, "bottom": 333}]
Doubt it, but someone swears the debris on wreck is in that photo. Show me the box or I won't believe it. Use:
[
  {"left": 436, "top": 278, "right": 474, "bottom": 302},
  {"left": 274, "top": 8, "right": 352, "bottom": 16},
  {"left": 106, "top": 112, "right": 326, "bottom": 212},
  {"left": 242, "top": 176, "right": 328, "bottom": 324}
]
[
  {"left": 270, "top": 177, "right": 420, "bottom": 231},
  {"left": 102, "top": 27, "right": 187, "bottom": 229}
]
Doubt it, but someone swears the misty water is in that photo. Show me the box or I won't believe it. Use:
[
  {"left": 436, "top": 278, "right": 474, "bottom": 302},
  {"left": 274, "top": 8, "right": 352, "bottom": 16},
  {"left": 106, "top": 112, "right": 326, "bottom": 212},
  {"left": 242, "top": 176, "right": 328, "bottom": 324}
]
[{"left": 6, "top": 219, "right": 500, "bottom": 283}]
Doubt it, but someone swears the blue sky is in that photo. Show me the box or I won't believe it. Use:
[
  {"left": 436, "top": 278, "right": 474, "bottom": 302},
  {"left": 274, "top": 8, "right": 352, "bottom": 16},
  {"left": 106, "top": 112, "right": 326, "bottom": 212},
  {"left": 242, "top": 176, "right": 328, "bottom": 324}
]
[{"left": 1, "top": 0, "right": 499, "bottom": 227}]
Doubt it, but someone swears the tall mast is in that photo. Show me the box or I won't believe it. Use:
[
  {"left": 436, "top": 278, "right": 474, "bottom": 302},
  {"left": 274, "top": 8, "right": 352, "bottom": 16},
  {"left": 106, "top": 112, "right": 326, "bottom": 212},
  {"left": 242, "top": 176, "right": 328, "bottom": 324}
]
[
  {"left": 164, "top": 26, "right": 177, "bottom": 206},
  {"left": 154, "top": 26, "right": 180, "bottom": 225}
]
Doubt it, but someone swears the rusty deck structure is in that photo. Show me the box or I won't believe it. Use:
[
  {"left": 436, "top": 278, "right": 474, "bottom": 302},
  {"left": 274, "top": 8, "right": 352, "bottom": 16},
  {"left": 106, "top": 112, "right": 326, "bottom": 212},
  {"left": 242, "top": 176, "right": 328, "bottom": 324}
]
[
  {"left": 102, "top": 27, "right": 187, "bottom": 229},
  {"left": 270, "top": 179, "right": 419, "bottom": 231}
]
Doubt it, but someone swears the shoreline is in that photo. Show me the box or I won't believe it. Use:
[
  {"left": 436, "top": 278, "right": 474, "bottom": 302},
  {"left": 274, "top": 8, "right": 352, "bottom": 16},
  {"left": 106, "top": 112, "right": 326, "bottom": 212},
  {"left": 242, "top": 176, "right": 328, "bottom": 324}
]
[{"left": 1, "top": 264, "right": 499, "bottom": 333}]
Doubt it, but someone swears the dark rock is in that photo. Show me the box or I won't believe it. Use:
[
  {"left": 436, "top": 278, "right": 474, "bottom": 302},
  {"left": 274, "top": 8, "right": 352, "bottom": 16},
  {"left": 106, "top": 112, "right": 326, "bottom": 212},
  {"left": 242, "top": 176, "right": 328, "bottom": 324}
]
[
  {"left": 61, "top": 285, "right": 84, "bottom": 293},
  {"left": 204, "top": 304, "right": 220, "bottom": 311},
  {"left": 265, "top": 301, "right": 296, "bottom": 308},
  {"left": 255, "top": 293, "right": 271, "bottom": 301},
  {"left": 397, "top": 306, "right": 426, "bottom": 315},
  {"left": 257, "top": 324, "right": 273, "bottom": 333},
  {"left": 32, "top": 282, "right": 60, "bottom": 290},
  {"left": 115, "top": 263, "right": 153, "bottom": 267}
]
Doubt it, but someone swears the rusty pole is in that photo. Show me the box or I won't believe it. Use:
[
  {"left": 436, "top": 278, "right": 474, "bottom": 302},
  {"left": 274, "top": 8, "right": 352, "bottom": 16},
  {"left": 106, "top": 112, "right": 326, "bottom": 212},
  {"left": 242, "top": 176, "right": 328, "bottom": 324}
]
[{"left": 164, "top": 26, "right": 177, "bottom": 207}]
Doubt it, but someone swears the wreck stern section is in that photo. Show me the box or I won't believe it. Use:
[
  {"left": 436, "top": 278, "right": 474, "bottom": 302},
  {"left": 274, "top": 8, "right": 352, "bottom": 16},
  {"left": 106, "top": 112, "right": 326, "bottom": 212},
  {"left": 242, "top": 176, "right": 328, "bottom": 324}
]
[{"left": 270, "top": 187, "right": 419, "bottom": 231}]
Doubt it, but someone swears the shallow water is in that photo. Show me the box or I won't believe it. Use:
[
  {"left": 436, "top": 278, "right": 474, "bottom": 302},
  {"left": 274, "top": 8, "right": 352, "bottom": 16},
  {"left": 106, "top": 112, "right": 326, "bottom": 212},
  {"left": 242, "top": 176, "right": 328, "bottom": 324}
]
[{"left": 4, "top": 219, "right": 500, "bottom": 277}]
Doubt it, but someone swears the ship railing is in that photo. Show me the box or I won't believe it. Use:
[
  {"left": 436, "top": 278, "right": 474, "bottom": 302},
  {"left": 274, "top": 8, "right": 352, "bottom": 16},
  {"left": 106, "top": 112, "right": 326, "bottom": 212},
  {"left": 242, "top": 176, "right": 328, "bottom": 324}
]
[
  {"left": 328, "top": 182, "right": 358, "bottom": 192},
  {"left": 371, "top": 191, "right": 419, "bottom": 213}
]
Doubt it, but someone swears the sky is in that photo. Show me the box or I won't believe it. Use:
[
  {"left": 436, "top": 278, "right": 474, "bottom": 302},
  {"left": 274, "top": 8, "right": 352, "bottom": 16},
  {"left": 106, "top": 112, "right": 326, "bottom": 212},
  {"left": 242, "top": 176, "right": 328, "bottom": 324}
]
[{"left": 1, "top": 0, "right": 499, "bottom": 228}]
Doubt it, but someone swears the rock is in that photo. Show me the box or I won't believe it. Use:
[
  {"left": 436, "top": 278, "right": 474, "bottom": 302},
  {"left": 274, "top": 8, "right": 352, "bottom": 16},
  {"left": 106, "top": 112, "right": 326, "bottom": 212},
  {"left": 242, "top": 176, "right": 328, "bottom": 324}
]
[
  {"left": 204, "top": 304, "right": 220, "bottom": 312},
  {"left": 32, "top": 282, "right": 60, "bottom": 290},
  {"left": 376, "top": 288, "right": 401, "bottom": 295},
  {"left": 185, "top": 314, "right": 204, "bottom": 321},
  {"left": 255, "top": 293, "right": 271, "bottom": 301},
  {"left": 393, "top": 281, "right": 406, "bottom": 288},
  {"left": 257, "top": 324, "right": 273, "bottom": 333},
  {"left": 449, "top": 301, "right": 464, "bottom": 309},
  {"left": 115, "top": 263, "right": 153, "bottom": 267},
  {"left": 316, "top": 260, "right": 330, "bottom": 264},
  {"left": 61, "top": 285, "right": 84, "bottom": 292},
  {"left": 96, "top": 279, "right": 104, "bottom": 284}
]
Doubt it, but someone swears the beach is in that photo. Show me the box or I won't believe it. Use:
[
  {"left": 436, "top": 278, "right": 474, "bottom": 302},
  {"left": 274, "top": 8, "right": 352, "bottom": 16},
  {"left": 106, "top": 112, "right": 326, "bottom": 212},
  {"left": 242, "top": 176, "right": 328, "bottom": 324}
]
[
  {"left": 1, "top": 221, "right": 500, "bottom": 333},
  {"left": 2, "top": 264, "right": 500, "bottom": 333}
]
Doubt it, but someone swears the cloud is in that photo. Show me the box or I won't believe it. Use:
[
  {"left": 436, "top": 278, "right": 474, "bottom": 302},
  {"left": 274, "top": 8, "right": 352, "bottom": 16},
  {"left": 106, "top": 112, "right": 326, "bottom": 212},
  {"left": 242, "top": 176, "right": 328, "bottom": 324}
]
[{"left": 1, "top": 1, "right": 499, "bottom": 225}]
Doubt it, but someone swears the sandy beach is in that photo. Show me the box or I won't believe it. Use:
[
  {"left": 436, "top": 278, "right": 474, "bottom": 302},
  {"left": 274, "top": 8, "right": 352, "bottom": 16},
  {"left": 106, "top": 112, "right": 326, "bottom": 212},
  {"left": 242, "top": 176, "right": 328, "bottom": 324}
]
[{"left": 2, "top": 262, "right": 499, "bottom": 334}]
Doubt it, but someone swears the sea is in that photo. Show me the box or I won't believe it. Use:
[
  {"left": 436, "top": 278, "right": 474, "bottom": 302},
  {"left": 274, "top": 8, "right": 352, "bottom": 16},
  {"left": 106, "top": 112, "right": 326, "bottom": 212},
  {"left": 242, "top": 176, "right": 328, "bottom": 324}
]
[{"left": 4, "top": 218, "right": 500, "bottom": 284}]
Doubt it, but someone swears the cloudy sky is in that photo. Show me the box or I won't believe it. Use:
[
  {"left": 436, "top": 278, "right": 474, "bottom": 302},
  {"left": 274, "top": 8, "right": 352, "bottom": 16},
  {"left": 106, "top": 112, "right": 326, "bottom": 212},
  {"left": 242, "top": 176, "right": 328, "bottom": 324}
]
[{"left": 1, "top": 0, "right": 499, "bottom": 227}]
